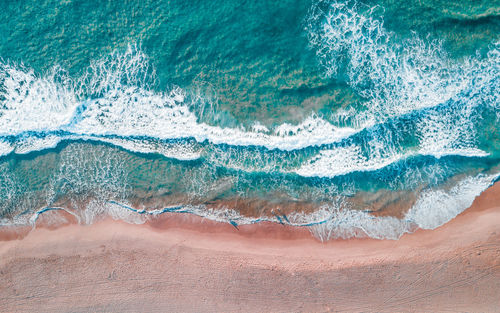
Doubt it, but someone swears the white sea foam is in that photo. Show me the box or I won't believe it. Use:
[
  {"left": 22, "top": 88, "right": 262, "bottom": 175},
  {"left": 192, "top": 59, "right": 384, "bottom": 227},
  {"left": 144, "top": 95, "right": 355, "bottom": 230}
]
[
  {"left": 0, "top": 140, "right": 13, "bottom": 157},
  {"left": 0, "top": 31, "right": 496, "bottom": 175},
  {"left": 95, "top": 137, "right": 202, "bottom": 161},
  {"left": 307, "top": 0, "right": 498, "bottom": 171},
  {"left": 405, "top": 173, "right": 499, "bottom": 229},
  {"left": 52, "top": 143, "right": 131, "bottom": 202},
  {"left": 72, "top": 91, "right": 356, "bottom": 151},
  {"left": 309, "top": 206, "right": 413, "bottom": 241},
  {"left": 1, "top": 170, "right": 495, "bottom": 241},
  {"left": 0, "top": 63, "right": 78, "bottom": 135},
  {"left": 310, "top": 172, "right": 498, "bottom": 240},
  {"left": 0, "top": 46, "right": 357, "bottom": 158},
  {"left": 104, "top": 201, "right": 148, "bottom": 225},
  {"left": 308, "top": 1, "right": 474, "bottom": 120},
  {"left": 251, "top": 121, "right": 270, "bottom": 133},
  {"left": 295, "top": 145, "right": 403, "bottom": 177},
  {"left": 0, "top": 3, "right": 498, "bottom": 240},
  {"left": 415, "top": 90, "right": 489, "bottom": 158},
  {"left": 14, "top": 135, "right": 62, "bottom": 155}
]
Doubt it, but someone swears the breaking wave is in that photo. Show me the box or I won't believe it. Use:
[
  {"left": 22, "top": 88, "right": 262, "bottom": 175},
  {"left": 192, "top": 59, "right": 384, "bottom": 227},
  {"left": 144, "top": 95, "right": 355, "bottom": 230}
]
[
  {"left": 0, "top": 0, "right": 499, "bottom": 240},
  {"left": 1, "top": 28, "right": 497, "bottom": 178},
  {"left": 2, "top": 172, "right": 497, "bottom": 241}
]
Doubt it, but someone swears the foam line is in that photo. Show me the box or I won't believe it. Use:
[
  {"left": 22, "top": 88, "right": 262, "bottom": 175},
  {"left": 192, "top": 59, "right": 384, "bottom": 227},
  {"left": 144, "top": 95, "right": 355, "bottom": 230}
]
[{"left": 0, "top": 30, "right": 497, "bottom": 177}]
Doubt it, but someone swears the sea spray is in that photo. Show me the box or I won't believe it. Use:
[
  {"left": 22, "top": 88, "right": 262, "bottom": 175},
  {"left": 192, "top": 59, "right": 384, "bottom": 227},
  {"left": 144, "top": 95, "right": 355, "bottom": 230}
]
[{"left": 0, "top": 1, "right": 498, "bottom": 240}]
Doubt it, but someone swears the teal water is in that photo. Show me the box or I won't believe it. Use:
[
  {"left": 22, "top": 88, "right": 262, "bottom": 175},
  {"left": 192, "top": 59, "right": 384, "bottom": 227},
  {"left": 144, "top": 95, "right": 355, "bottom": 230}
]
[{"left": 0, "top": 0, "right": 499, "bottom": 240}]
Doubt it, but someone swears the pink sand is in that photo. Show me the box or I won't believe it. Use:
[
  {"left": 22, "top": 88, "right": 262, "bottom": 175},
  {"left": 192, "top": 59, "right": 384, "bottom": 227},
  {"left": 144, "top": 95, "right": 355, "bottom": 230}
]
[{"left": 0, "top": 182, "right": 499, "bottom": 312}]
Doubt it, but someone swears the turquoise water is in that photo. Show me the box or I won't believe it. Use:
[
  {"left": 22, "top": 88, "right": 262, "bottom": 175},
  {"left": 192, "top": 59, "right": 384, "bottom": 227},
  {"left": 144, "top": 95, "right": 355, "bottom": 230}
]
[{"left": 0, "top": 0, "right": 499, "bottom": 240}]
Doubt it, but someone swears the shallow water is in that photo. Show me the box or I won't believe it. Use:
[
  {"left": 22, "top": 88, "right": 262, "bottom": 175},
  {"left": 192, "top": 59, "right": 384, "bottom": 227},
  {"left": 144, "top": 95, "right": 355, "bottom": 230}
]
[{"left": 0, "top": 0, "right": 499, "bottom": 240}]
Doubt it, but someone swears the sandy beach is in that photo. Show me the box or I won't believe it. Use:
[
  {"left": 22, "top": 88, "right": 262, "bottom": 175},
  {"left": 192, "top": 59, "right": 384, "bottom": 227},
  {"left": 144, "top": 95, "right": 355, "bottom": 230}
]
[
  {"left": 0, "top": 182, "right": 499, "bottom": 313},
  {"left": 0, "top": 0, "right": 498, "bottom": 311}
]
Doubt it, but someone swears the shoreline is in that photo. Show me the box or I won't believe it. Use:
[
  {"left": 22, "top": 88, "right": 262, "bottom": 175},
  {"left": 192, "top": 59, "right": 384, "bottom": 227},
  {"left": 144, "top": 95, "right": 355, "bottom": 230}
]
[{"left": 0, "top": 182, "right": 499, "bottom": 312}]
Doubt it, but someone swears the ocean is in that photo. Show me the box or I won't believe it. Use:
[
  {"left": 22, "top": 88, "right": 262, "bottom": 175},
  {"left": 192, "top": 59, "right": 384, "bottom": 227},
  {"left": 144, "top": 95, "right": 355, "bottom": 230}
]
[{"left": 0, "top": 0, "right": 499, "bottom": 240}]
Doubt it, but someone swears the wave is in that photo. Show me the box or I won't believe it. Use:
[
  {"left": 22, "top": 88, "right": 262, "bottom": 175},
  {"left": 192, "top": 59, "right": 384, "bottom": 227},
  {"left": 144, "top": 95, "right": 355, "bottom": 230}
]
[
  {"left": 0, "top": 0, "right": 497, "bottom": 197},
  {"left": 2, "top": 172, "right": 496, "bottom": 241},
  {"left": 0, "top": 48, "right": 357, "bottom": 153},
  {"left": 92, "top": 137, "right": 202, "bottom": 161},
  {"left": 405, "top": 173, "right": 499, "bottom": 229},
  {"left": 0, "top": 140, "right": 14, "bottom": 157},
  {"left": 295, "top": 145, "right": 404, "bottom": 178},
  {"left": 307, "top": 0, "right": 499, "bottom": 120},
  {"left": 312, "top": 172, "right": 500, "bottom": 240}
]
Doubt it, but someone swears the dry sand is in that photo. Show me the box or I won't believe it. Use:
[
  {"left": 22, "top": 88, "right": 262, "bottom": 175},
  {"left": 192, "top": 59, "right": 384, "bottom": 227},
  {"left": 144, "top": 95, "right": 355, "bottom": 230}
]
[{"left": 0, "top": 182, "right": 499, "bottom": 313}]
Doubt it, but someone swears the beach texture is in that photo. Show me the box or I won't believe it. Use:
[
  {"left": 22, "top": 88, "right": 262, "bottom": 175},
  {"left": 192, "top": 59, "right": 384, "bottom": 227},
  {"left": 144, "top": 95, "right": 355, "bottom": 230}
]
[
  {"left": 1, "top": 182, "right": 499, "bottom": 312},
  {"left": 0, "top": 1, "right": 499, "bottom": 311}
]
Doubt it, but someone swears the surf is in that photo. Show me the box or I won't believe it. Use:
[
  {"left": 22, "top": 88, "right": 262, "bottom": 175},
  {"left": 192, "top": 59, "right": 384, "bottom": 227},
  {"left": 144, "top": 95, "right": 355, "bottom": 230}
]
[{"left": 0, "top": 1, "right": 498, "bottom": 240}]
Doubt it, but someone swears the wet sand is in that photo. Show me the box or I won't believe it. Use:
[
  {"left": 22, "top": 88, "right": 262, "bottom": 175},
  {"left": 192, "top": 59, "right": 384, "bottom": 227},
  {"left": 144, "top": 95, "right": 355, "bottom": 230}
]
[{"left": 0, "top": 182, "right": 499, "bottom": 312}]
